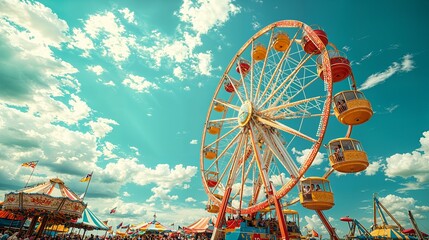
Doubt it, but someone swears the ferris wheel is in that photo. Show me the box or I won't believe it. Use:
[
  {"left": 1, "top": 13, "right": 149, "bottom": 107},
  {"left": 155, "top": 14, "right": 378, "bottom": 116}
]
[{"left": 200, "top": 20, "right": 372, "bottom": 240}]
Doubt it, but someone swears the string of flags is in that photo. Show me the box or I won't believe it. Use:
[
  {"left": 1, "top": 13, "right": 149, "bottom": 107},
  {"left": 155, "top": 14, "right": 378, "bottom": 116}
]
[{"left": 110, "top": 207, "right": 117, "bottom": 214}]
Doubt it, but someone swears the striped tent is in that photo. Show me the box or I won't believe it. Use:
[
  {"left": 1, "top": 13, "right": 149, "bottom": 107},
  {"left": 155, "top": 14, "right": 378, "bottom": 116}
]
[
  {"left": 371, "top": 227, "right": 417, "bottom": 240},
  {"left": 21, "top": 178, "right": 81, "bottom": 200},
  {"left": 72, "top": 208, "right": 109, "bottom": 230},
  {"left": 184, "top": 216, "right": 216, "bottom": 233},
  {"left": 132, "top": 219, "right": 170, "bottom": 232}
]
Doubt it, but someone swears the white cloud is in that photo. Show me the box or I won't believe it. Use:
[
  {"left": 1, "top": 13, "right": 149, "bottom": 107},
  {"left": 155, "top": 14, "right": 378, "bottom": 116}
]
[
  {"left": 123, "top": 191, "right": 131, "bottom": 197},
  {"left": 69, "top": 28, "right": 94, "bottom": 57},
  {"left": 86, "top": 117, "right": 119, "bottom": 139},
  {"left": 184, "top": 86, "right": 191, "bottom": 91},
  {"left": 185, "top": 197, "right": 196, "bottom": 202},
  {"left": 0, "top": 0, "right": 69, "bottom": 48},
  {"left": 365, "top": 159, "right": 383, "bottom": 176},
  {"left": 384, "top": 130, "right": 429, "bottom": 184},
  {"left": 190, "top": 139, "right": 198, "bottom": 144},
  {"left": 385, "top": 104, "right": 399, "bottom": 113},
  {"left": 269, "top": 173, "right": 290, "bottom": 187},
  {"left": 82, "top": 11, "right": 135, "bottom": 62},
  {"left": 174, "top": 66, "right": 185, "bottom": 80},
  {"left": 183, "top": 184, "right": 190, "bottom": 189},
  {"left": 130, "top": 146, "right": 140, "bottom": 156},
  {"left": 87, "top": 65, "right": 104, "bottom": 75},
  {"left": 192, "top": 52, "right": 213, "bottom": 76},
  {"left": 119, "top": 8, "right": 137, "bottom": 25},
  {"left": 360, "top": 54, "right": 415, "bottom": 90},
  {"left": 122, "top": 74, "right": 160, "bottom": 93},
  {"left": 292, "top": 148, "right": 325, "bottom": 166},
  {"left": 103, "top": 141, "right": 118, "bottom": 160},
  {"left": 177, "top": 0, "right": 240, "bottom": 35},
  {"left": 104, "top": 81, "right": 116, "bottom": 86}
]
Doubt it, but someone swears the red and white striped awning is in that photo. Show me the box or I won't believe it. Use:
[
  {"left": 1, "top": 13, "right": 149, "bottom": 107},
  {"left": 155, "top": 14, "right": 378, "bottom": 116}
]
[
  {"left": 184, "top": 216, "right": 216, "bottom": 233},
  {"left": 21, "top": 178, "right": 81, "bottom": 200}
]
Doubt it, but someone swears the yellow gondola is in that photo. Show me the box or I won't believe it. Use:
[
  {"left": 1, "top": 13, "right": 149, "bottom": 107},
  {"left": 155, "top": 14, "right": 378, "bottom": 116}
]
[
  {"left": 333, "top": 90, "right": 373, "bottom": 125},
  {"left": 273, "top": 32, "right": 291, "bottom": 52},
  {"left": 252, "top": 43, "right": 267, "bottom": 60},
  {"left": 299, "top": 177, "right": 334, "bottom": 210},
  {"left": 328, "top": 138, "right": 369, "bottom": 173}
]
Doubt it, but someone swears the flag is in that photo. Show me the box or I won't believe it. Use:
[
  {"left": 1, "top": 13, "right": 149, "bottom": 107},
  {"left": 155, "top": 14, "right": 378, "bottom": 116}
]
[
  {"left": 21, "top": 161, "right": 38, "bottom": 168},
  {"left": 116, "top": 222, "right": 123, "bottom": 229},
  {"left": 110, "top": 207, "right": 117, "bottom": 214},
  {"left": 80, "top": 173, "right": 92, "bottom": 182},
  {"left": 312, "top": 229, "right": 319, "bottom": 237},
  {"left": 121, "top": 224, "right": 130, "bottom": 229}
]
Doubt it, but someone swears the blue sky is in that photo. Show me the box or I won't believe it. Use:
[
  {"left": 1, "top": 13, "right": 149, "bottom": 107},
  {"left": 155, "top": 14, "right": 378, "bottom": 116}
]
[{"left": 0, "top": 0, "right": 428, "bottom": 238}]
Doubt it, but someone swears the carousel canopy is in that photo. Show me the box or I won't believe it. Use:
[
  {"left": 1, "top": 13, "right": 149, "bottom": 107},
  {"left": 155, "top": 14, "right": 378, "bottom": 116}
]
[
  {"left": 2, "top": 178, "right": 86, "bottom": 220},
  {"left": 184, "top": 216, "right": 216, "bottom": 233},
  {"left": 71, "top": 208, "right": 108, "bottom": 230}
]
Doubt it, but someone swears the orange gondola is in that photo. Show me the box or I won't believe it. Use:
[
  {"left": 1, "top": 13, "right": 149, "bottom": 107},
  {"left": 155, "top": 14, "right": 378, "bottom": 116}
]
[
  {"left": 328, "top": 138, "right": 369, "bottom": 173},
  {"left": 299, "top": 177, "right": 334, "bottom": 210},
  {"left": 333, "top": 90, "right": 373, "bottom": 125}
]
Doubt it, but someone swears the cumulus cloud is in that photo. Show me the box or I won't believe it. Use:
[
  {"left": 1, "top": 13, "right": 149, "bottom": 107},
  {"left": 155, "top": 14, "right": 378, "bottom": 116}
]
[
  {"left": 0, "top": 0, "right": 69, "bottom": 48},
  {"left": 292, "top": 148, "right": 325, "bottom": 166},
  {"left": 365, "top": 159, "right": 384, "bottom": 176},
  {"left": 190, "top": 139, "right": 198, "bottom": 144},
  {"left": 185, "top": 197, "right": 196, "bottom": 202},
  {"left": 119, "top": 8, "right": 136, "bottom": 24},
  {"left": 384, "top": 130, "right": 429, "bottom": 184},
  {"left": 86, "top": 118, "right": 119, "bottom": 139},
  {"left": 360, "top": 54, "right": 415, "bottom": 90},
  {"left": 87, "top": 65, "right": 104, "bottom": 75},
  {"left": 122, "top": 74, "right": 160, "bottom": 93}
]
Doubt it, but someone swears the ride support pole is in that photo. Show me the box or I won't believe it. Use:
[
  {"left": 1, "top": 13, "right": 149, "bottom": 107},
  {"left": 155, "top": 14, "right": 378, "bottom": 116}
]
[
  {"left": 211, "top": 187, "right": 232, "bottom": 240},
  {"left": 271, "top": 183, "right": 289, "bottom": 240}
]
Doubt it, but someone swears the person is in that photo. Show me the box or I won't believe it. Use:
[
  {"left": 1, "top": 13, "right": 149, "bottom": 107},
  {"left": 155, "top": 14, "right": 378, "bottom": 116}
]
[
  {"left": 303, "top": 185, "right": 312, "bottom": 201},
  {"left": 341, "top": 100, "right": 348, "bottom": 112},
  {"left": 335, "top": 145, "right": 344, "bottom": 162},
  {"left": 315, "top": 184, "right": 321, "bottom": 191}
]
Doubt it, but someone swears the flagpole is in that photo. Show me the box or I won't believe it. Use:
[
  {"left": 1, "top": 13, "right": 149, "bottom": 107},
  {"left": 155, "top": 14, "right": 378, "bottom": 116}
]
[
  {"left": 24, "top": 161, "right": 38, "bottom": 188},
  {"left": 82, "top": 171, "right": 93, "bottom": 201}
]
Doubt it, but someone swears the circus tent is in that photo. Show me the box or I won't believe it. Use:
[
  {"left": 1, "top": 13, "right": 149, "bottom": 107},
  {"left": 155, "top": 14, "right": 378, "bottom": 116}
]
[
  {"left": 132, "top": 219, "right": 170, "bottom": 233},
  {"left": 371, "top": 227, "right": 415, "bottom": 240},
  {"left": 71, "top": 207, "right": 109, "bottom": 230},
  {"left": 183, "top": 216, "right": 216, "bottom": 234}
]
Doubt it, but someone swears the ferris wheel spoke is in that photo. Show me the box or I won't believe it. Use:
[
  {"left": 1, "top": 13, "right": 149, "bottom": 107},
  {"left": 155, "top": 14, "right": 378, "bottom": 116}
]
[
  {"left": 253, "top": 122, "right": 300, "bottom": 178},
  {"left": 270, "top": 75, "right": 320, "bottom": 109},
  {"left": 256, "top": 116, "right": 317, "bottom": 143},
  {"left": 209, "top": 131, "right": 245, "bottom": 192},
  {"left": 225, "top": 74, "right": 245, "bottom": 104},
  {"left": 248, "top": 121, "right": 274, "bottom": 193},
  {"left": 252, "top": 28, "right": 276, "bottom": 103},
  {"left": 254, "top": 29, "right": 301, "bottom": 104},
  {"left": 260, "top": 96, "right": 322, "bottom": 116},
  {"left": 209, "top": 117, "right": 239, "bottom": 124},
  {"left": 204, "top": 125, "right": 241, "bottom": 150},
  {"left": 213, "top": 99, "right": 240, "bottom": 112},
  {"left": 272, "top": 112, "right": 326, "bottom": 121},
  {"left": 257, "top": 53, "right": 314, "bottom": 108}
]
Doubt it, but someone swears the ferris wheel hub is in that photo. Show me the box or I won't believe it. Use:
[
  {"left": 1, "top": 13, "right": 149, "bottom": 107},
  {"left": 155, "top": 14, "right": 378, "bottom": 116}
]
[{"left": 238, "top": 101, "right": 253, "bottom": 127}]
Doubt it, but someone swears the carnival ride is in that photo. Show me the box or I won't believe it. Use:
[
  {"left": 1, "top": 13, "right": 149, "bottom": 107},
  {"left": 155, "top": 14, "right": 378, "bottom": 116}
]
[
  {"left": 200, "top": 20, "right": 373, "bottom": 240},
  {"left": 2, "top": 178, "right": 86, "bottom": 238},
  {"left": 341, "top": 195, "right": 425, "bottom": 240}
]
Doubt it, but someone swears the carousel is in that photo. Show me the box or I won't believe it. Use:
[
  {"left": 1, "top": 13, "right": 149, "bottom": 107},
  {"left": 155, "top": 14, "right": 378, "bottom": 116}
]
[{"left": 2, "top": 178, "right": 86, "bottom": 237}]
